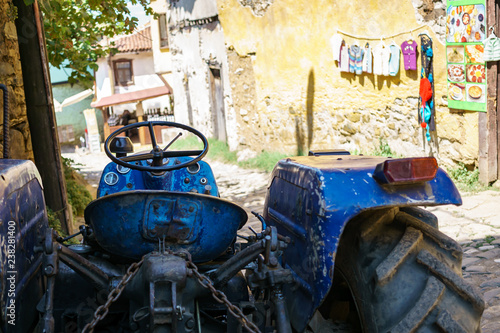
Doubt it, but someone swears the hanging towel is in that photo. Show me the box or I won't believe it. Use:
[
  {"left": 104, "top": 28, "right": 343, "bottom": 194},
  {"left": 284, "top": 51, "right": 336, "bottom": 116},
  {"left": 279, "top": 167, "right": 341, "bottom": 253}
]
[
  {"left": 362, "top": 42, "right": 372, "bottom": 73},
  {"left": 401, "top": 40, "right": 418, "bottom": 70},
  {"left": 389, "top": 42, "right": 400, "bottom": 76},
  {"left": 339, "top": 41, "right": 350, "bottom": 72},
  {"left": 330, "top": 34, "right": 343, "bottom": 62}
]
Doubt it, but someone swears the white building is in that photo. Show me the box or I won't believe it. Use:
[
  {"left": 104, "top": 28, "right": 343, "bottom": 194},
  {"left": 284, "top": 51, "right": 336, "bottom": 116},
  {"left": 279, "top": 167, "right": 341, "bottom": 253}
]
[
  {"left": 91, "top": 23, "right": 174, "bottom": 140},
  {"left": 149, "top": 0, "right": 238, "bottom": 147}
]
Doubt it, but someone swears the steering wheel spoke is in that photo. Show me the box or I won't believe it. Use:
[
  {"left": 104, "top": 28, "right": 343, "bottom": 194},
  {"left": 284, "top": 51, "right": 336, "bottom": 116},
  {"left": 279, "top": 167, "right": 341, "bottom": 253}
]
[
  {"left": 120, "top": 152, "right": 154, "bottom": 163},
  {"left": 104, "top": 121, "right": 208, "bottom": 172},
  {"left": 162, "top": 150, "right": 204, "bottom": 158}
]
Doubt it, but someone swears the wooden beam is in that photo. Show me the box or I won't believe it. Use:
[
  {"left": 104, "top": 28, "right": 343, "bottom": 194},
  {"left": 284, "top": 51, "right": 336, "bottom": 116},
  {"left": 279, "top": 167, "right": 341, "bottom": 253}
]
[
  {"left": 480, "top": 0, "right": 499, "bottom": 184},
  {"left": 13, "top": 0, "right": 71, "bottom": 233},
  {"left": 497, "top": 0, "right": 500, "bottom": 181}
]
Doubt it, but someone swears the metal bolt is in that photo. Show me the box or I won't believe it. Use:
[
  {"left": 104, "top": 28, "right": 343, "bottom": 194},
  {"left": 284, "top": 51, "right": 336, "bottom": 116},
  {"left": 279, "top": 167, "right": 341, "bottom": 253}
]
[
  {"left": 200, "top": 178, "right": 207, "bottom": 185},
  {"left": 269, "top": 257, "right": 279, "bottom": 267},
  {"left": 185, "top": 318, "right": 195, "bottom": 329},
  {"left": 44, "top": 265, "right": 54, "bottom": 275},
  {"left": 184, "top": 177, "right": 190, "bottom": 184}
]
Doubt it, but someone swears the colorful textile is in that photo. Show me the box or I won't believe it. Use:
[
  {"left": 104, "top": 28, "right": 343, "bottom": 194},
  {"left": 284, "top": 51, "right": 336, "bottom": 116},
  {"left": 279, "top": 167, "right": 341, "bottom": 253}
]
[
  {"left": 330, "top": 34, "right": 343, "bottom": 62},
  {"left": 389, "top": 42, "right": 400, "bottom": 76},
  {"left": 349, "top": 44, "right": 364, "bottom": 75},
  {"left": 401, "top": 40, "right": 418, "bottom": 70},
  {"left": 362, "top": 43, "right": 372, "bottom": 73}
]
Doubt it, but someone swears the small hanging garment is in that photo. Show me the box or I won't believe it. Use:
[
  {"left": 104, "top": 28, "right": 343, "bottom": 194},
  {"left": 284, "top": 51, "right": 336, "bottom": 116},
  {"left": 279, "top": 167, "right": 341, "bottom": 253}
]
[
  {"left": 372, "top": 42, "right": 387, "bottom": 75},
  {"left": 401, "top": 40, "right": 418, "bottom": 70},
  {"left": 382, "top": 45, "right": 391, "bottom": 76},
  {"left": 339, "top": 41, "right": 350, "bottom": 72},
  {"left": 362, "top": 42, "right": 372, "bottom": 73},
  {"left": 388, "top": 42, "right": 400, "bottom": 76},
  {"left": 349, "top": 44, "right": 364, "bottom": 75},
  {"left": 483, "top": 31, "right": 500, "bottom": 61},
  {"left": 330, "top": 33, "right": 343, "bottom": 62}
]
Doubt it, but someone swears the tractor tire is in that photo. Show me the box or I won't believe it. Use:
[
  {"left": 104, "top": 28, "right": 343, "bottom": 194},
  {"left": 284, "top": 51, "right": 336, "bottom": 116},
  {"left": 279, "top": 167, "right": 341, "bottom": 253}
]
[{"left": 320, "top": 207, "right": 484, "bottom": 333}]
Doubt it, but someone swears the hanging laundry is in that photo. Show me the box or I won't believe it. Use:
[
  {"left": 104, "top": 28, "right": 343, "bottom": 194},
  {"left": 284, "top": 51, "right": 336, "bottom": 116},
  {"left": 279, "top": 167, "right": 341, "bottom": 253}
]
[
  {"left": 418, "top": 33, "right": 435, "bottom": 143},
  {"left": 349, "top": 44, "right": 364, "bottom": 75},
  {"left": 372, "top": 42, "right": 387, "bottom": 75},
  {"left": 388, "top": 42, "right": 400, "bottom": 76},
  {"left": 483, "top": 31, "right": 500, "bottom": 61},
  {"left": 339, "top": 41, "right": 350, "bottom": 72},
  {"left": 382, "top": 44, "right": 391, "bottom": 76},
  {"left": 330, "top": 33, "right": 343, "bottom": 62},
  {"left": 362, "top": 42, "right": 372, "bottom": 73},
  {"left": 401, "top": 39, "right": 418, "bottom": 70}
]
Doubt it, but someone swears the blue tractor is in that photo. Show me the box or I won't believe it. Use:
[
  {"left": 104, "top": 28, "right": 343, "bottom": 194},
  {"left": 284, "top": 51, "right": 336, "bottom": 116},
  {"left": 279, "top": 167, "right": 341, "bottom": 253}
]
[{"left": 0, "top": 120, "right": 484, "bottom": 332}]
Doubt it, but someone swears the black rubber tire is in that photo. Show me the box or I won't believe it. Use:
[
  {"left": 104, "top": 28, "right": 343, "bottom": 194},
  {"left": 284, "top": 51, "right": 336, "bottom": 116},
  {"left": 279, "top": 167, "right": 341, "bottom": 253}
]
[{"left": 323, "top": 207, "right": 484, "bottom": 333}]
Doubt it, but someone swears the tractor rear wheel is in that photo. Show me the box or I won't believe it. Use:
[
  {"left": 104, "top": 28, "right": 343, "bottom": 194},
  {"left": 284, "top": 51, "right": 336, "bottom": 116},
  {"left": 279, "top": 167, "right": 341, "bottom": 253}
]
[{"left": 319, "top": 207, "right": 484, "bottom": 333}]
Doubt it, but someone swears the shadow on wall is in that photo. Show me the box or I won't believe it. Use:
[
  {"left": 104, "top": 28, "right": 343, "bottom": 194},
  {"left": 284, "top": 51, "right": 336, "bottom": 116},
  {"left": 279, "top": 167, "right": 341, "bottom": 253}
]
[{"left": 296, "top": 68, "right": 315, "bottom": 156}]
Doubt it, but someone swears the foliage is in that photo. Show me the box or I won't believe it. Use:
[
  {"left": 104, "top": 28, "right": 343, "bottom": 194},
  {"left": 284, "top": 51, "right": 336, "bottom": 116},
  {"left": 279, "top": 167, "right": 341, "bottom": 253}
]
[
  {"left": 373, "top": 138, "right": 395, "bottom": 157},
  {"left": 447, "top": 162, "right": 484, "bottom": 192},
  {"left": 485, "top": 235, "right": 495, "bottom": 244},
  {"left": 170, "top": 137, "right": 288, "bottom": 172},
  {"left": 239, "top": 151, "right": 289, "bottom": 173},
  {"left": 62, "top": 156, "right": 93, "bottom": 216},
  {"left": 23, "top": 0, "right": 153, "bottom": 87},
  {"left": 46, "top": 207, "right": 66, "bottom": 235}
]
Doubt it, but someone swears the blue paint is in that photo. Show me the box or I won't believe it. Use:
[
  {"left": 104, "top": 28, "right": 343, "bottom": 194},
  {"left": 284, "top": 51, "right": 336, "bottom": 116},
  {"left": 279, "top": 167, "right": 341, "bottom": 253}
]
[
  {"left": 97, "top": 157, "right": 219, "bottom": 198},
  {"left": 263, "top": 155, "right": 461, "bottom": 332},
  {"left": 85, "top": 191, "right": 247, "bottom": 262},
  {"left": 0, "top": 160, "right": 48, "bottom": 331},
  {"left": 88, "top": 156, "right": 243, "bottom": 262}
]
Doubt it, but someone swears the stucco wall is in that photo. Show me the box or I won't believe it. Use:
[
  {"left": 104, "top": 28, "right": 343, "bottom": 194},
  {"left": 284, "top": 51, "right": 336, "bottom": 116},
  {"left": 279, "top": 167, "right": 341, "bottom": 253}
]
[
  {"left": 218, "top": 0, "right": 479, "bottom": 167},
  {"left": 0, "top": 0, "right": 32, "bottom": 160},
  {"left": 95, "top": 52, "right": 171, "bottom": 114},
  {"left": 167, "top": 0, "right": 239, "bottom": 147},
  {"left": 53, "top": 82, "right": 103, "bottom": 143}
]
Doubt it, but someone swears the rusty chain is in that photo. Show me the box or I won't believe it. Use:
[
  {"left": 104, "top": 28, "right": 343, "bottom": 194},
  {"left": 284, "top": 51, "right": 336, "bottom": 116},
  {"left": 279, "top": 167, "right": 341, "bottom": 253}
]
[
  {"left": 82, "top": 257, "right": 145, "bottom": 333},
  {"left": 81, "top": 251, "right": 261, "bottom": 333},
  {"left": 181, "top": 252, "right": 262, "bottom": 333}
]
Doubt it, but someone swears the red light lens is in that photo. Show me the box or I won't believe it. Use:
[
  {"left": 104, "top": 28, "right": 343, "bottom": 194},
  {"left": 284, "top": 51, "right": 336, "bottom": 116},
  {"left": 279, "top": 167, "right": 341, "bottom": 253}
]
[{"left": 375, "top": 157, "right": 438, "bottom": 185}]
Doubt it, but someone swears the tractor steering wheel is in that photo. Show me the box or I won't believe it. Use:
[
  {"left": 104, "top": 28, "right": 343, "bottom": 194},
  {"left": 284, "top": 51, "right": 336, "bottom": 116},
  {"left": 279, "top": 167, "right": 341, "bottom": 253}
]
[{"left": 104, "top": 121, "right": 208, "bottom": 172}]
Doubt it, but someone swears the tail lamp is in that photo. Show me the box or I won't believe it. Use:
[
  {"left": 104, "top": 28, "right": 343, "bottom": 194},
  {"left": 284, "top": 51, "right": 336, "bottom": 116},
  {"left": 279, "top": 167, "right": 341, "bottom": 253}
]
[{"left": 373, "top": 157, "right": 438, "bottom": 185}]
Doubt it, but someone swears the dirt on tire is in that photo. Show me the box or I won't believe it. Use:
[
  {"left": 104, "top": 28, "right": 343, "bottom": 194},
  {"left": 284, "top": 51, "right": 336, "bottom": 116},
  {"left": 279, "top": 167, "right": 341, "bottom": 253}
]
[{"left": 322, "top": 207, "right": 484, "bottom": 332}]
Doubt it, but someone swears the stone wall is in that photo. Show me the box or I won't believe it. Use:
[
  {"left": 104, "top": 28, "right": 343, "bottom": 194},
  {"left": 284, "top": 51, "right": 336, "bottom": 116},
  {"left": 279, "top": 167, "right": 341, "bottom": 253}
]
[
  {"left": 0, "top": 0, "right": 32, "bottom": 160},
  {"left": 219, "top": 0, "right": 480, "bottom": 168}
]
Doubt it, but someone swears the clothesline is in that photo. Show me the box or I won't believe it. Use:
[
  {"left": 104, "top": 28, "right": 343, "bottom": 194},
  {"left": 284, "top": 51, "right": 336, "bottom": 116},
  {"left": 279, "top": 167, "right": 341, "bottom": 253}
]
[{"left": 336, "top": 25, "right": 428, "bottom": 41}]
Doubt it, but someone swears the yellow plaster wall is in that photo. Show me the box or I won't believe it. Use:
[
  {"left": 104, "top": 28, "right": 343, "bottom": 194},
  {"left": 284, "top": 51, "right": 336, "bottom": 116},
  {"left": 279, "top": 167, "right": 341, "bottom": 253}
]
[{"left": 218, "top": 0, "right": 479, "bottom": 166}]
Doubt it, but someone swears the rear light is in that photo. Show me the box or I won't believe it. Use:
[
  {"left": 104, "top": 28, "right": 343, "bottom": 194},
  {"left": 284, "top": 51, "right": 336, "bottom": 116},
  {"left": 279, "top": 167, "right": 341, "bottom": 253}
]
[{"left": 373, "top": 157, "right": 438, "bottom": 185}]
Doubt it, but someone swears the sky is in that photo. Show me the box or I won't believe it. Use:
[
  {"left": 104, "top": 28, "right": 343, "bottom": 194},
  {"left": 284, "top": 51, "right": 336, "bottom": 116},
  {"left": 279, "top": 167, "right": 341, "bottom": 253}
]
[{"left": 128, "top": 2, "right": 150, "bottom": 26}]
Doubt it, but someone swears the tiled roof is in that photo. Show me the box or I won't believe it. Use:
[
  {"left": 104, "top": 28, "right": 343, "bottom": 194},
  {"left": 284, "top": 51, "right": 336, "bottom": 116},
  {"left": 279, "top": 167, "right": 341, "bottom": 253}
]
[{"left": 112, "top": 25, "right": 152, "bottom": 53}]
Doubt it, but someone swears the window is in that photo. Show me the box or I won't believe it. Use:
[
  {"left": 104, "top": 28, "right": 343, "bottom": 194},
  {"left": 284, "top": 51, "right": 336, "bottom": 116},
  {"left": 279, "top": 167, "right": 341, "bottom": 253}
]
[
  {"left": 113, "top": 59, "right": 133, "bottom": 86},
  {"left": 158, "top": 13, "right": 169, "bottom": 49}
]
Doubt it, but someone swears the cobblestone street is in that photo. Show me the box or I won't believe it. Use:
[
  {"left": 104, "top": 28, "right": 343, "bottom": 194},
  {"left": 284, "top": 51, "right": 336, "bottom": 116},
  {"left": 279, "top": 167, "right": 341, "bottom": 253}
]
[{"left": 65, "top": 149, "right": 500, "bottom": 332}]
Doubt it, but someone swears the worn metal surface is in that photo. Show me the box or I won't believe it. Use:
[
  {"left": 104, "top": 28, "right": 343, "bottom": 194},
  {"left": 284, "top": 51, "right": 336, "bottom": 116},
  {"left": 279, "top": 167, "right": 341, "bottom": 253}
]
[
  {"left": 0, "top": 159, "right": 48, "bottom": 331},
  {"left": 97, "top": 158, "right": 219, "bottom": 198},
  {"left": 263, "top": 154, "right": 462, "bottom": 332},
  {"left": 85, "top": 191, "right": 247, "bottom": 262}
]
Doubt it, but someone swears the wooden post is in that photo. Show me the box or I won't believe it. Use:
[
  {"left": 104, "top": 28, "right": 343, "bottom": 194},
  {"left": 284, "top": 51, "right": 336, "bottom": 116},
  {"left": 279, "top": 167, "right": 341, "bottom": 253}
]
[
  {"left": 497, "top": 0, "right": 500, "bottom": 182},
  {"left": 480, "top": 0, "right": 499, "bottom": 184},
  {"left": 14, "top": 0, "right": 71, "bottom": 233}
]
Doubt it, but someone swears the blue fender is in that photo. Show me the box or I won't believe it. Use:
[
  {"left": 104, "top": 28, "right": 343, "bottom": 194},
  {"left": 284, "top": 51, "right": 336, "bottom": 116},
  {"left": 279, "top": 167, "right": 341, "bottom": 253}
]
[
  {"left": 0, "top": 160, "right": 48, "bottom": 331},
  {"left": 263, "top": 155, "right": 461, "bottom": 332}
]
